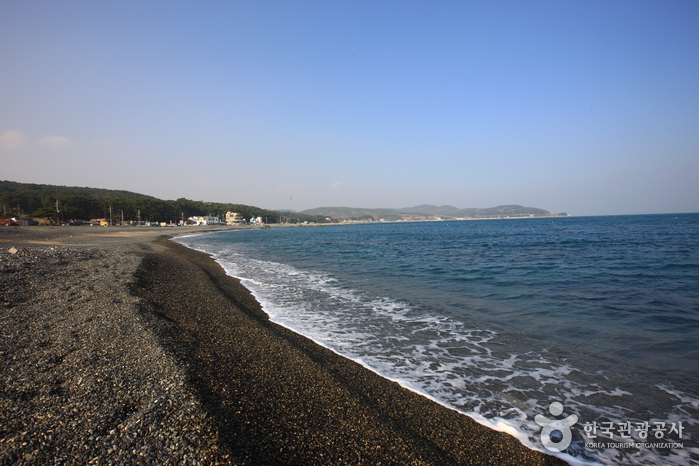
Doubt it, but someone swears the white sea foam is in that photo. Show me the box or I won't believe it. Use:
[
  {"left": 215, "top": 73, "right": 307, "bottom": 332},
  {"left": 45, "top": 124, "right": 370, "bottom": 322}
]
[{"left": 174, "top": 236, "right": 697, "bottom": 466}]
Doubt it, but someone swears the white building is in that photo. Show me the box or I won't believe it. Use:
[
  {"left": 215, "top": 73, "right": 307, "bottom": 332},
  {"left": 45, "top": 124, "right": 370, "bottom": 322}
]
[{"left": 189, "top": 216, "right": 220, "bottom": 225}]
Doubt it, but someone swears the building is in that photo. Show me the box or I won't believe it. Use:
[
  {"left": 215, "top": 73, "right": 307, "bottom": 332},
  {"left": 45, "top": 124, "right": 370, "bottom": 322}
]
[
  {"left": 225, "top": 212, "right": 245, "bottom": 225},
  {"left": 189, "top": 216, "right": 221, "bottom": 225}
]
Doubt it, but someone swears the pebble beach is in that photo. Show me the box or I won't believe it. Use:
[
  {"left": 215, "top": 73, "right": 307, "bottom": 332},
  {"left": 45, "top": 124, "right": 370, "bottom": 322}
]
[{"left": 0, "top": 226, "right": 567, "bottom": 465}]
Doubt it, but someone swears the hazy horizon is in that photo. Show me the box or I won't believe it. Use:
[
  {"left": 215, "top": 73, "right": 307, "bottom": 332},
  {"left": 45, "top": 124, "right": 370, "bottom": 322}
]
[{"left": 2, "top": 1, "right": 698, "bottom": 217}]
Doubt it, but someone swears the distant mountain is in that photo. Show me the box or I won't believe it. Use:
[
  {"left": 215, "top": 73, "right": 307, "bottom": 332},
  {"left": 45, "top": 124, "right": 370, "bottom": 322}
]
[
  {"left": 302, "top": 204, "right": 556, "bottom": 221},
  {"left": 452, "top": 205, "right": 552, "bottom": 218}
]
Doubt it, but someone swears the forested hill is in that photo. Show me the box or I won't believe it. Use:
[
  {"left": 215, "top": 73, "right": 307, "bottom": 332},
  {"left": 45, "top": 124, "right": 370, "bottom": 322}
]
[
  {"left": 0, "top": 180, "right": 155, "bottom": 201},
  {"left": 0, "top": 181, "right": 326, "bottom": 224}
]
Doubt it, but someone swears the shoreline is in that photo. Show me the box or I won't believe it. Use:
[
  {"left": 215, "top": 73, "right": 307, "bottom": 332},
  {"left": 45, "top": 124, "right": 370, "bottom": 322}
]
[{"left": 0, "top": 226, "right": 567, "bottom": 465}]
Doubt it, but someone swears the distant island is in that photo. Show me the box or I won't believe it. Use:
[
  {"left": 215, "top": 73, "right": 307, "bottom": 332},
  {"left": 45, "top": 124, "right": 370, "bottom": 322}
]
[{"left": 0, "top": 180, "right": 566, "bottom": 225}]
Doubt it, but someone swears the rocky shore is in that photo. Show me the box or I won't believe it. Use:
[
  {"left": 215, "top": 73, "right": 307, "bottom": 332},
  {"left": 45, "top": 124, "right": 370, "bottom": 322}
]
[
  {"left": 0, "top": 241, "right": 221, "bottom": 464},
  {"left": 0, "top": 227, "right": 567, "bottom": 465}
]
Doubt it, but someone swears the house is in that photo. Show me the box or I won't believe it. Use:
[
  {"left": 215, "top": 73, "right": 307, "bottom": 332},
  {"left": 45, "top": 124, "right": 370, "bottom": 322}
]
[{"left": 225, "top": 212, "right": 245, "bottom": 225}]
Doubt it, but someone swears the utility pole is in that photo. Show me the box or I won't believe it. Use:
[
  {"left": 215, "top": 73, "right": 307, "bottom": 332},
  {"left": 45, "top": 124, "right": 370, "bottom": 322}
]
[
  {"left": 109, "top": 206, "right": 113, "bottom": 226},
  {"left": 55, "top": 200, "right": 60, "bottom": 225}
]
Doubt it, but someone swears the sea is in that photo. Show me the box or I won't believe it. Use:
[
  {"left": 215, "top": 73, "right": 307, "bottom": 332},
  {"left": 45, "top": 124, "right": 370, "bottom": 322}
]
[{"left": 174, "top": 213, "right": 699, "bottom": 465}]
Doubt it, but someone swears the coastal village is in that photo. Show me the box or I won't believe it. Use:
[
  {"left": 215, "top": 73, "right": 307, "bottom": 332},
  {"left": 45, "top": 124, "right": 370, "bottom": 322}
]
[{"left": 1, "top": 212, "right": 264, "bottom": 228}]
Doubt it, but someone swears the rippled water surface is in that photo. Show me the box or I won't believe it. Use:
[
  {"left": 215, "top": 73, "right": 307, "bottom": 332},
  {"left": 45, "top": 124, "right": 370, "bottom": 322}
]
[{"left": 176, "top": 214, "right": 699, "bottom": 465}]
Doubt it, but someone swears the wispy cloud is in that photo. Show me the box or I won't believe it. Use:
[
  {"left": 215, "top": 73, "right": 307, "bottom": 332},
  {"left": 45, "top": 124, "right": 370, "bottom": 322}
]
[
  {"left": 0, "top": 129, "right": 27, "bottom": 150},
  {"left": 1, "top": 130, "right": 72, "bottom": 150},
  {"left": 329, "top": 181, "right": 344, "bottom": 188},
  {"left": 39, "top": 135, "right": 71, "bottom": 149}
]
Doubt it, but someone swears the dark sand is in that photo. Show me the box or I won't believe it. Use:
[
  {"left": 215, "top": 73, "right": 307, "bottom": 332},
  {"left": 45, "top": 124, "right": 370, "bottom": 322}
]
[{"left": 1, "top": 226, "right": 568, "bottom": 465}]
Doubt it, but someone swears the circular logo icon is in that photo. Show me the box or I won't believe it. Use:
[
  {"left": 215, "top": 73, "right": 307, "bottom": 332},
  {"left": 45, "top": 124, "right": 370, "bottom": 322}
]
[{"left": 534, "top": 402, "right": 578, "bottom": 452}]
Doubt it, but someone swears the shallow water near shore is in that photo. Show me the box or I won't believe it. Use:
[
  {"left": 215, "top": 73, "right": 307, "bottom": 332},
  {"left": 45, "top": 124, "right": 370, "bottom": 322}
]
[{"left": 176, "top": 214, "right": 699, "bottom": 465}]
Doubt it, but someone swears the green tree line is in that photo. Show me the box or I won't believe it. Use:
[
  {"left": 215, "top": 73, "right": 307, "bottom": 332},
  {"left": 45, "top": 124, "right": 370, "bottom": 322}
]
[{"left": 0, "top": 181, "right": 328, "bottom": 224}]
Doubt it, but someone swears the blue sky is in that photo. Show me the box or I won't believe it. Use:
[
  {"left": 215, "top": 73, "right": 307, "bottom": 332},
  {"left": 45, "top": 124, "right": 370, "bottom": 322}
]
[{"left": 1, "top": 0, "right": 698, "bottom": 215}]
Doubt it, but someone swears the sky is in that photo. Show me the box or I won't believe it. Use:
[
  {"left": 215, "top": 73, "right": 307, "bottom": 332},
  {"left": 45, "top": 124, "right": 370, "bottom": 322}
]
[{"left": 1, "top": 0, "right": 698, "bottom": 216}]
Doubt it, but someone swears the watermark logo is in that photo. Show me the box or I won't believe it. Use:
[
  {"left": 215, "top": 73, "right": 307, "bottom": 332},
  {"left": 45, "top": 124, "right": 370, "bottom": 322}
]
[
  {"left": 535, "top": 401, "right": 578, "bottom": 452},
  {"left": 534, "top": 401, "right": 686, "bottom": 453}
]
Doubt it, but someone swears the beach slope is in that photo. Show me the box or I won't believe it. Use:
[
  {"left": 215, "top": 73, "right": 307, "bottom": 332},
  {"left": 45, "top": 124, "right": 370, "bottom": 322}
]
[{"left": 0, "top": 227, "right": 567, "bottom": 465}]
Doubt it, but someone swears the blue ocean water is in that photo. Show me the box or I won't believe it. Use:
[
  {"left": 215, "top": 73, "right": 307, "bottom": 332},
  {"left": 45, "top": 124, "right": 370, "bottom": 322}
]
[{"left": 175, "top": 214, "right": 699, "bottom": 465}]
